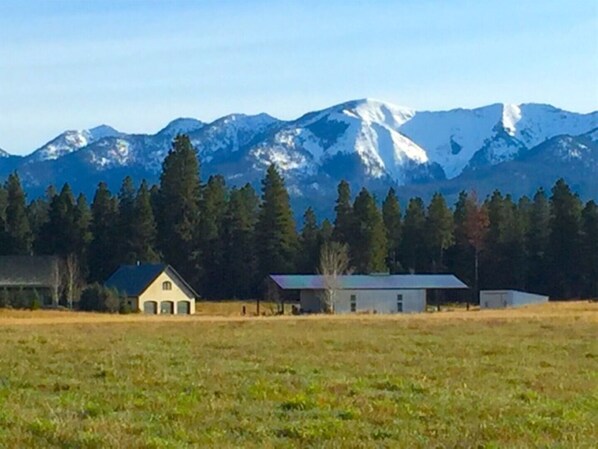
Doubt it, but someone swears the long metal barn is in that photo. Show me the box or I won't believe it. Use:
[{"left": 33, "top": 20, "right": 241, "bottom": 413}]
[{"left": 270, "top": 274, "right": 468, "bottom": 314}]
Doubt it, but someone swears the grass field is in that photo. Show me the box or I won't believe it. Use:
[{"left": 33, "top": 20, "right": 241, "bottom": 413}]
[{"left": 0, "top": 302, "right": 596, "bottom": 448}]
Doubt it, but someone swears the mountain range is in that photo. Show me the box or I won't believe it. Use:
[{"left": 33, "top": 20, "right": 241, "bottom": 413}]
[{"left": 1, "top": 99, "right": 596, "bottom": 213}]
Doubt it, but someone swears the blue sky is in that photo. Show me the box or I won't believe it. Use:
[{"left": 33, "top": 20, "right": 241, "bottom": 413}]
[{"left": 1, "top": 0, "right": 596, "bottom": 154}]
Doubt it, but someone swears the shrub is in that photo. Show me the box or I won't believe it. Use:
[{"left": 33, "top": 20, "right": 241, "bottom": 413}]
[
  {"left": 79, "top": 284, "right": 123, "bottom": 313},
  {"left": 0, "top": 288, "right": 9, "bottom": 308}
]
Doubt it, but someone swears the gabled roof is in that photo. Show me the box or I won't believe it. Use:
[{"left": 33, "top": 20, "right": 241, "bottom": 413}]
[
  {"left": 0, "top": 256, "right": 60, "bottom": 288},
  {"left": 105, "top": 263, "right": 199, "bottom": 298},
  {"left": 270, "top": 274, "right": 468, "bottom": 290}
]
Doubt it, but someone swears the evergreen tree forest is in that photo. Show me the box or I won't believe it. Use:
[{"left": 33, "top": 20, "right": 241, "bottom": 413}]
[{"left": 0, "top": 135, "right": 597, "bottom": 301}]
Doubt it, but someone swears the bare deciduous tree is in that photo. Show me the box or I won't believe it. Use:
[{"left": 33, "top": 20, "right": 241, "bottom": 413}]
[
  {"left": 318, "top": 242, "right": 352, "bottom": 313},
  {"left": 63, "top": 254, "right": 82, "bottom": 309},
  {"left": 49, "top": 258, "right": 63, "bottom": 307}
]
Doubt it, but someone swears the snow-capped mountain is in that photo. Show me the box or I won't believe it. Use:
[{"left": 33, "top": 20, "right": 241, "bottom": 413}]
[
  {"left": 0, "top": 148, "right": 9, "bottom": 158},
  {"left": 26, "top": 125, "right": 122, "bottom": 163},
  {"left": 247, "top": 99, "right": 428, "bottom": 183},
  {"left": 0, "top": 99, "right": 596, "bottom": 204},
  {"left": 398, "top": 103, "right": 598, "bottom": 178}
]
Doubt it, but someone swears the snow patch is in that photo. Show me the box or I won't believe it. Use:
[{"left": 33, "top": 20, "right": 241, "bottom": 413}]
[{"left": 502, "top": 104, "right": 522, "bottom": 136}]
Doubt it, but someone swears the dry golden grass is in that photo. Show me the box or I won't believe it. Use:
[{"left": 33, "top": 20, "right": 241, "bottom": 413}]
[{"left": 0, "top": 300, "right": 595, "bottom": 325}]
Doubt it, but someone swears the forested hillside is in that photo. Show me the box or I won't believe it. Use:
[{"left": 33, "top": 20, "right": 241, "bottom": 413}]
[{"left": 1, "top": 135, "right": 596, "bottom": 301}]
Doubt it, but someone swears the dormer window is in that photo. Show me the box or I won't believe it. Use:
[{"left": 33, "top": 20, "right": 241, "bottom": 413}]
[{"left": 162, "top": 281, "right": 172, "bottom": 291}]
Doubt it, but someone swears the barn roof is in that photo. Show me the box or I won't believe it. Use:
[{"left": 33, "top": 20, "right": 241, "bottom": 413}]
[
  {"left": 105, "top": 263, "right": 198, "bottom": 298},
  {"left": 0, "top": 256, "right": 60, "bottom": 288},
  {"left": 270, "top": 274, "right": 468, "bottom": 290}
]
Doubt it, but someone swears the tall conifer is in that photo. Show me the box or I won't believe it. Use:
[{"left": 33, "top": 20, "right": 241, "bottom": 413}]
[
  {"left": 548, "top": 179, "right": 582, "bottom": 298},
  {"left": 426, "top": 193, "right": 454, "bottom": 272},
  {"left": 382, "top": 187, "right": 402, "bottom": 273},
  {"left": 222, "top": 184, "right": 259, "bottom": 298},
  {"left": 156, "top": 135, "right": 201, "bottom": 283},
  {"left": 400, "top": 197, "right": 427, "bottom": 273},
  {"left": 581, "top": 200, "right": 598, "bottom": 297},
  {"left": 298, "top": 207, "right": 320, "bottom": 273},
  {"left": 89, "top": 182, "right": 118, "bottom": 282},
  {"left": 4, "top": 173, "right": 31, "bottom": 254},
  {"left": 255, "top": 164, "right": 297, "bottom": 280},
  {"left": 332, "top": 180, "right": 354, "bottom": 244},
  {"left": 352, "top": 188, "right": 387, "bottom": 273}
]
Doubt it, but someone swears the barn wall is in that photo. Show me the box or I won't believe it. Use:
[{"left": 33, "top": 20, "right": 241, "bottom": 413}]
[
  {"left": 300, "top": 290, "right": 324, "bottom": 313},
  {"left": 340, "top": 289, "right": 425, "bottom": 314},
  {"left": 480, "top": 290, "right": 549, "bottom": 309},
  {"left": 510, "top": 291, "right": 549, "bottom": 307}
]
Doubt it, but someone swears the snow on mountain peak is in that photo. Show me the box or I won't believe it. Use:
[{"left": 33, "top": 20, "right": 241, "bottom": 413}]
[{"left": 26, "top": 125, "right": 121, "bottom": 163}]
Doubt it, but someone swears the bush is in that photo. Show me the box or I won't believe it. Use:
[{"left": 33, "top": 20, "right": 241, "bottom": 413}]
[
  {"left": 79, "top": 284, "right": 123, "bottom": 313},
  {"left": 0, "top": 288, "right": 9, "bottom": 308}
]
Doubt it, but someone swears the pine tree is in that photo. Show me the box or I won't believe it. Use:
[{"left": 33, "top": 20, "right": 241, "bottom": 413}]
[
  {"left": 426, "top": 192, "right": 454, "bottom": 272},
  {"left": 400, "top": 197, "right": 427, "bottom": 272},
  {"left": 255, "top": 164, "right": 298, "bottom": 280},
  {"left": 548, "top": 179, "right": 582, "bottom": 298},
  {"left": 450, "top": 192, "right": 471, "bottom": 282},
  {"left": 27, "top": 196, "right": 50, "bottom": 243},
  {"left": 36, "top": 184, "right": 79, "bottom": 257},
  {"left": 463, "top": 192, "right": 489, "bottom": 303},
  {"left": 580, "top": 200, "right": 598, "bottom": 297},
  {"left": 382, "top": 187, "right": 402, "bottom": 273},
  {"left": 156, "top": 134, "right": 201, "bottom": 283},
  {"left": 130, "top": 180, "right": 159, "bottom": 263},
  {"left": 298, "top": 207, "right": 320, "bottom": 273},
  {"left": 332, "top": 180, "right": 354, "bottom": 244},
  {"left": 116, "top": 176, "right": 137, "bottom": 263},
  {"left": 0, "top": 184, "right": 6, "bottom": 252},
  {"left": 319, "top": 219, "right": 333, "bottom": 245},
  {"left": 72, "top": 193, "right": 92, "bottom": 277},
  {"left": 4, "top": 173, "right": 32, "bottom": 254},
  {"left": 197, "top": 175, "right": 228, "bottom": 298},
  {"left": 483, "top": 193, "right": 527, "bottom": 290},
  {"left": 88, "top": 182, "right": 118, "bottom": 282},
  {"left": 352, "top": 188, "right": 387, "bottom": 273},
  {"left": 482, "top": 191, "right": 506, "bottom": 288},
  {"left": 222, "top": 184, "right": 259, "bottom": 298},
  {"left": 526, "top": 188, "right": 550, "bottom": 293}
]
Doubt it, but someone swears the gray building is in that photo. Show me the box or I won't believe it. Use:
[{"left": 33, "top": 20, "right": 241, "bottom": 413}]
[
  {"left": 0, "top": 256, "right": 60, "bottom": 306},
  {"left": 270, "top": 274, "right": 468, "bottom": 314},
  {"left": 480, "top": 290, "right": 549, "bottom": 309}
]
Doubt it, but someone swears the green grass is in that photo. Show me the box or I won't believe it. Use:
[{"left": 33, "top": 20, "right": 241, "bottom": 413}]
[{"left": 0, "top": 305, "right": 596, "bottom": 448}]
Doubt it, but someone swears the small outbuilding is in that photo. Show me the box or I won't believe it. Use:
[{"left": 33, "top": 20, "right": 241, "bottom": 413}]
[
  {"left": 480, "top": 290, "right": 549, "bottom": 309},
  {"left": 105, "top": 263, "right": 197, "bottom": 315},
  {"left": 270, "top": 274, "right": 468, "bottom": 314},
  {"left": 0, "top": 256, "right": 61, "bottom": 306}
]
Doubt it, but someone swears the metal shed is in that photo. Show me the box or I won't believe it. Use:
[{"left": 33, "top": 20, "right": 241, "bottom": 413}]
[
  {"left": 270, "top": 274, "right": 468, "bottom": 314},
  {"left": 479, "top": 290, "right": 549, "bottom": 309}
]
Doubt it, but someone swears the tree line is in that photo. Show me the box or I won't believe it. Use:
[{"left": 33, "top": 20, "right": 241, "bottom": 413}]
[{"left": 0, "top": 134, "right": 597, "bottom": 302}]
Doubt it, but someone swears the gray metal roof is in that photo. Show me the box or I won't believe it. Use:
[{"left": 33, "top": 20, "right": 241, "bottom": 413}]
[
  {"left": 0, "top": 256, "right": 60, "bottom": 288},
  {"left": 270, "top": 274, "right": 468, "bottom": 290}
]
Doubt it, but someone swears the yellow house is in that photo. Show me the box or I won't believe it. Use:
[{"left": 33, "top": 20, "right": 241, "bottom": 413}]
[{"left": 105, "top": 263, "right": 197, "bottom": 314}]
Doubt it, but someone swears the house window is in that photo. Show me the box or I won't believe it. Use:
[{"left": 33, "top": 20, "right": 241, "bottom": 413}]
[
  {"left": 162, "top": 281, "right": 172, "bottom": 291},
  {"left": 350, "top": 295, "right": 357, "bottom": 312},
  {"left": 397, "top": 294, "right": 403, "bottom": 313}
]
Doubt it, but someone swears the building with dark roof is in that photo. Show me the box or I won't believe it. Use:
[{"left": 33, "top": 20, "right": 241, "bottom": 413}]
[
  {"left": 0, "top": 256, "right": 61, "bottom": 306},
  {"left": 105, "top": 263, "right": 197, "bottom": 314},
  {"left": 270, "top": 274, "right": 468, "bottom": 314}
]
